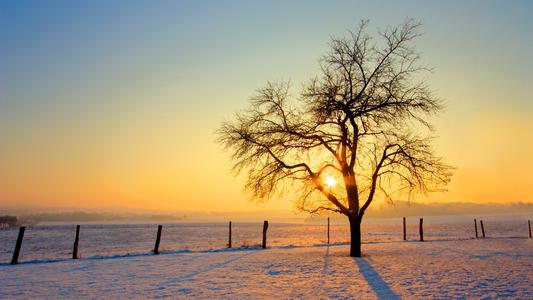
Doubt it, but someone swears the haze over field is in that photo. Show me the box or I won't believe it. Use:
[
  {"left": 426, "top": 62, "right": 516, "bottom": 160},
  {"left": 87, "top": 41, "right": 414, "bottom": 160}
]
[{"left": 1, "top": 0, "right": 532, "bottom": 215}]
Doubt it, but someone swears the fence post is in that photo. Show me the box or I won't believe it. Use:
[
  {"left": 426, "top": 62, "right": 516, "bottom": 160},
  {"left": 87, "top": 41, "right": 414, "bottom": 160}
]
[
  {"left": 480, "top": 220, "right": 485, "bottom": 238},
  {"left": 327, "top": 217, "right": 330, "bottom": 244},
  {"left": 528, "top": 220, "right": 531, "bottom": 239},
  {"left": 403, "top": 217, "right": 406, "bottom": 241},
  {"left": 11, "top": 226, "right": 26, "bottom": 264},
  {"left": 228, "top": 221, "right": 232, "bottom": 248},
  {"left": 154, "top": 225, "right": 163, "bottom": 255},
  {"left": 262, "top": 220, "right": 269, "bottom": 249},
  {"left": 474, "top": 218, "right": 478, "bottom": 239},
  {"left": 419, "top": 218, "right": 424, "bottom": 242},
  {"left": 73, "top": 225, "right": 80, "bottom": 259}
]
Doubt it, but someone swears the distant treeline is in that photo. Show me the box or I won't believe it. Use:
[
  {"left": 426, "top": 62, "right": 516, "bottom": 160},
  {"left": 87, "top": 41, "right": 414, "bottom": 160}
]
[
  {"left": 363, "top": 201, "right": 532, "bottom": 218},
  {"left": 3, "top": 201, "right": 532, "bottom": 224},
  {"left": 0, "top": 215, "right": 21, "bottom": 227},
  {"left": 305, "top": 201, "right": 533, "bottom": 221},
  {"left": 16, "top": 211, "right": 187, "bottom": 224}
]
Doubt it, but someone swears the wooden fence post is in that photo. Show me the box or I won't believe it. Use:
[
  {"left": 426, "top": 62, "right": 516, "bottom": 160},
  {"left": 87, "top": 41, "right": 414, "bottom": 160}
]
[
  {"left": 419, "top": 218, "right": 424, "bottom": 242},
  {"left": 327, "top": 217, "right": 330, "bottom": 244},
  {"left": 474, "top": 218, "right": 478, "bottom": 239},
  {"left": 262, "top": 220, "right": 269, "bottom": 249},
  {"left": 403, "top": 217, "right": 406, "bottom": 241},
  {"left": 480, "top": 220, "right": 485, "bottom": 238},
  {"left": 528, "top": 220, "right": 531, "bottom": 239},
  {"left": 11, "top": 226, "right": 25, "bottom": 264},
  {"left": 228, "top": 221, "right": 232, "bottom": 248},
  {"left": 154, "top": 225, "right": 163, "bottom": 255},
  {"left": 73, "top": 225, "right": 80, "bottom": 259}
]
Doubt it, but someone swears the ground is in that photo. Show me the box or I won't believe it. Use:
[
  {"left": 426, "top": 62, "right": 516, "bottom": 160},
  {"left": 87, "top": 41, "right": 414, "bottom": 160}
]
[{"left": 1, "top": 238, "right": 531, "bottom": 299}]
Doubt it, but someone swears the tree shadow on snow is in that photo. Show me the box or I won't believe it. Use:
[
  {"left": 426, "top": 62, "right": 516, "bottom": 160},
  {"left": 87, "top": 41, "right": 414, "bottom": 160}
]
[{"left": 353, "top": 258, "right": 400, "bottom": 300}]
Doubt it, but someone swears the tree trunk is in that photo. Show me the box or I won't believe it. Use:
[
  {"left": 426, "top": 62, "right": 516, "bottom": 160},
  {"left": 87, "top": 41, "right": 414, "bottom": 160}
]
[{"left": 349, "top": 215, "right": 362, "bottom": 257}]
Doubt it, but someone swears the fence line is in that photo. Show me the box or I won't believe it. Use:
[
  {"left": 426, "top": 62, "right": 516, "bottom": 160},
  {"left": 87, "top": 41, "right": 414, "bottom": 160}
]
[
  {"left": 419, "top": 218, "right": 424, "bottom": 242},
  {"left": 10, "top": 226, "right": 25, "bottom": 264},
  {"left": 228, "top": 221, "right": 232, "bottom": 248},
  {"left": 153, "top": 225, "right": 163, "bottom": 255},
  {"left": 72, "top": 225, "right": 80, "bottom": 259},
  {"left": 474, "top": 219, "right": 478, "bottom": 239},
  {"left": 262, "top": 221, "right": 269, "bottom": 249},
  {"left": 6, "top": 217, "right": 532, "bottom": 264},
  {"left": 402, "top": 217, "right": 406, "bottom": 241}
]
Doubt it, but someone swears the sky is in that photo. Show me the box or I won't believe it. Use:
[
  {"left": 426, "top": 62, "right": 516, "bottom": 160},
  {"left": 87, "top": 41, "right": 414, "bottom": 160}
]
[{"left": 1, "top": 0, "right": 532, "bottom": 214}]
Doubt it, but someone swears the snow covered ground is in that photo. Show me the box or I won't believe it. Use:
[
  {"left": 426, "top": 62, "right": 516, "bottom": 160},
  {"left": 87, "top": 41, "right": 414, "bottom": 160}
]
[{"left": 1, "top": 237, "right": 531, "bottom": 299}]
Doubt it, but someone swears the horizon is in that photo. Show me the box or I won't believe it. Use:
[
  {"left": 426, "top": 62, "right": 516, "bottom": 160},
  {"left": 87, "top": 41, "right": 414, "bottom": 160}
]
[
  {"left": 1, "top": 1, "right": 533, "bottom": 215},
  {"left": 2, "top": 201, "right": 532, "bottom": 224}
]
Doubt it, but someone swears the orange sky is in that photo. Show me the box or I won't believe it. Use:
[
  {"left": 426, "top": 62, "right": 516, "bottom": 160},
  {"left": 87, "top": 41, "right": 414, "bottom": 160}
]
[{"left": 1, "top": 1, "right": 532, "bottom": 213}]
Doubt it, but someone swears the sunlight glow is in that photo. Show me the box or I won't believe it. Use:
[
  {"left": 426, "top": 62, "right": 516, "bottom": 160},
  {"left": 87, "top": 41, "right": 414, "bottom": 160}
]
[{"left": 324, "top": 176, "right": 337, "bottom": 188}]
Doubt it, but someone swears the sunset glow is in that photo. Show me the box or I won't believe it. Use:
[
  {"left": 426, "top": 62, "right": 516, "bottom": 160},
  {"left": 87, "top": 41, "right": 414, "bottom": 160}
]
[
  {"left": 324, "top": 176, "right": 337, "bottom": 189},
  {"left": 1, "top": 1, "right": 532, "bottom": 214}
]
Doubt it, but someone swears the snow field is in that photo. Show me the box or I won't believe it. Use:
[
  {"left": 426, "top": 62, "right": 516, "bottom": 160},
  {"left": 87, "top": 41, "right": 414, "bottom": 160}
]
[{"left": 0, "top": 238, "right": 531, "bottom": 299}]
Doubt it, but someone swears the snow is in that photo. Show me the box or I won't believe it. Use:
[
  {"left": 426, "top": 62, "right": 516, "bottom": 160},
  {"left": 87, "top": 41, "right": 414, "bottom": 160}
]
[{"left": 1, "top": 238, "right": 531, "bottom": 299}]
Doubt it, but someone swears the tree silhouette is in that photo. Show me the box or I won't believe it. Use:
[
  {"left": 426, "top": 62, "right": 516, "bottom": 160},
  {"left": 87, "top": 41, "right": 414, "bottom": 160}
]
[{"left": 217, "top": 20, "right": 453, "bottom": 257}]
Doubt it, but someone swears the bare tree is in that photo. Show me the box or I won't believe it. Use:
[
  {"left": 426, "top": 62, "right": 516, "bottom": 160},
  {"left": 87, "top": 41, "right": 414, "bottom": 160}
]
[{"left": 217, "top": 20, "right": 453, "bottom": 257}]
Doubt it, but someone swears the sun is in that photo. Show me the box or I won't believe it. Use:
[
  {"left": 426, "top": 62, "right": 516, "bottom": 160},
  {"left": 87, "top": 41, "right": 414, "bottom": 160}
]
[{"left": 324, "top": 176, "right": 337, "bottom": 188}]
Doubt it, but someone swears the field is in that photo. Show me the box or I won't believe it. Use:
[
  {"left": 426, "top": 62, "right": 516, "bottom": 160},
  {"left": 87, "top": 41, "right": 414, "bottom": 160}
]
[{"left": 1, "top": 237, "right": 531, "bottom": 299}]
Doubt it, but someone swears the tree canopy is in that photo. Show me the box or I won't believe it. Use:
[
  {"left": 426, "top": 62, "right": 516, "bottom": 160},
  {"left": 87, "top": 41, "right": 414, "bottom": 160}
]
[{"left": 218, "top": 20, "right": 453, "bottom": 221}]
